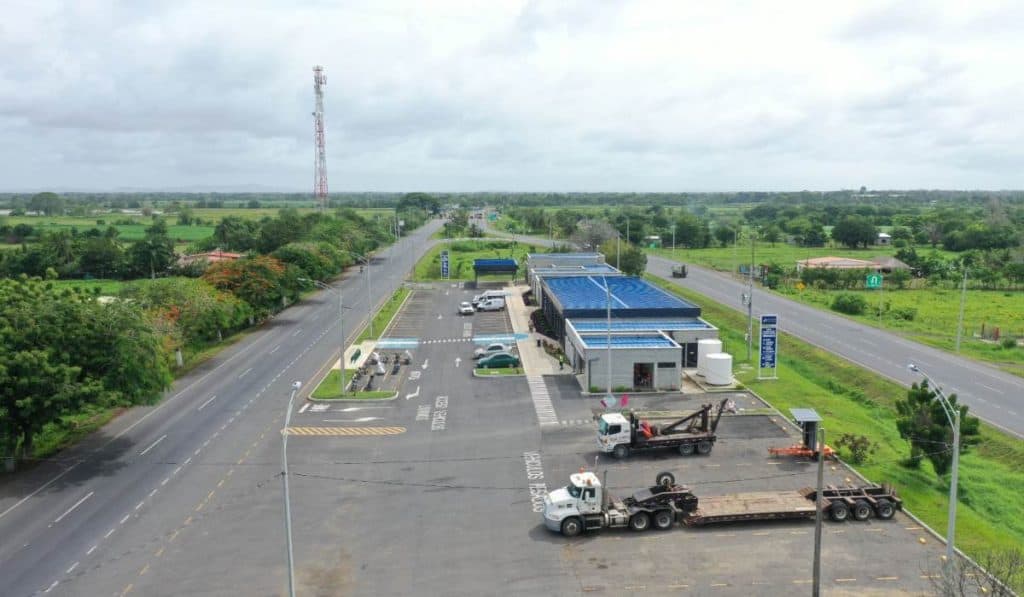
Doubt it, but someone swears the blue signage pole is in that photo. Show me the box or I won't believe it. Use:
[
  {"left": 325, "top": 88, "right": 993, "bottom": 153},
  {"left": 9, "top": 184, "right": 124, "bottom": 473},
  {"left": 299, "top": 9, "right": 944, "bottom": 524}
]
[
  {"left": 440, "top": 250, "right": 450, "bottom": 280},
  {"left": 758, "top": 314, "right": 778, "bottom": 380}
]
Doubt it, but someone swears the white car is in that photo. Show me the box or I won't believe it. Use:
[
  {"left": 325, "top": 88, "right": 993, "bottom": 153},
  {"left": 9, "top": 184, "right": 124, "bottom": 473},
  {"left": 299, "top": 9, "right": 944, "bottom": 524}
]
[
  {"left": 458, "top": 301, "right": 475, "bottom": 315},
  {"left": 476, "top": 297, "right": 506, "bottom": 311},
  {"left": 474, "top": 342, "right": 513, "bottom": 359}
]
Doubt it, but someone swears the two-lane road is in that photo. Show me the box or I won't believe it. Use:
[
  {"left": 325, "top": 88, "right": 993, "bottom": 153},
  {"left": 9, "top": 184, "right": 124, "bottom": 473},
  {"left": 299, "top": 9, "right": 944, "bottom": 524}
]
[
  {"left": 0, "top": 219, "right": 443, "bottom": 596},
  {"left": 484, "top": 219, "right": 1024, "bottom": 438}
]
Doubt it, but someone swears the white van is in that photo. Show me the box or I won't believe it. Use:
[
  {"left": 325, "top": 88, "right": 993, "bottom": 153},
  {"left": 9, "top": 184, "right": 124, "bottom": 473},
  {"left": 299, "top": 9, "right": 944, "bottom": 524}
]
[
  {"left": 472, "top": 290, "right": 507, "bottom": 307},
  {"left": 476, "top": 297, "right": 506, "bottom": 312}
]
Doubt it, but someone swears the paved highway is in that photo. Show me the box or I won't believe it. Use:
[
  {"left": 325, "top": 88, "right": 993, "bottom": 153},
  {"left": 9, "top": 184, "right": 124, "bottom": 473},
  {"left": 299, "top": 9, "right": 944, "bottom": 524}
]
[
  {"left": 487, "top": 220, "right": 1024, "bottom": 439},
  {"left": 0, "top": 219, "right": 442, "bottom": 597}
]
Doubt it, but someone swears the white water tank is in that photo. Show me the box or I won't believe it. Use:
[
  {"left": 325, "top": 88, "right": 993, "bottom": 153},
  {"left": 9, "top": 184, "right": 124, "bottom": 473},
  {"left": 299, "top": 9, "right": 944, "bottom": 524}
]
[
  {"left": 705, "top": 353, "right": 733, "bottom": 386},
  {"left": 696, "top": 339, "right": 723, "bottom": 376}
]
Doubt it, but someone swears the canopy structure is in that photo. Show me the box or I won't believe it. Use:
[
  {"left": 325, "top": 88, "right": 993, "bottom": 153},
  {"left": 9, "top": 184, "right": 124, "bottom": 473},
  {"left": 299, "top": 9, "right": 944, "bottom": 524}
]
[{"left": 473, "top": 258, "right": 518, "bottom": 283}]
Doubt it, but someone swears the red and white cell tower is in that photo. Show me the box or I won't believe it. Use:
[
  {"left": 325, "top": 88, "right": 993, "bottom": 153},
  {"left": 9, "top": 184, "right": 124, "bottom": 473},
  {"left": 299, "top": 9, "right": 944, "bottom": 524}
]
[{"left": 312, "top": 65, "right": 328, "bottom": 211}]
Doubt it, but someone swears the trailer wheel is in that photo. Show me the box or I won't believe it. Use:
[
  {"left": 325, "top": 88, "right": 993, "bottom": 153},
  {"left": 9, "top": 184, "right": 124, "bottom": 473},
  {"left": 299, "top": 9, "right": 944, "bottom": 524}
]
[
  {"left": 560, "top": 517, "right": 583, "bottom": 537},
  {"left": 874, "top": 498, "right": 895, "bottom": 520},
  {"left": 653, "top": 510, "right": 674, "bottom": 530},
  {"left": 829, "top": 501, "right": 849, "bottom": 522},
  {"left": 853, "top": 500, "right": 872, "bottom": 521},
  {"left": 678, "top": 443, "right": 695, "bottom": 456},
  {"left": 696, "top": 441, "right": 713, "bottom": 455},
  {"left": 629, "top": 512, "right": 650, "bottom": 532},
  {"left": 655, "top": 471, "right": 675, "bottom": 487},
  {"left": 613, "top": 444, "right": 630, "bottom": 459}
]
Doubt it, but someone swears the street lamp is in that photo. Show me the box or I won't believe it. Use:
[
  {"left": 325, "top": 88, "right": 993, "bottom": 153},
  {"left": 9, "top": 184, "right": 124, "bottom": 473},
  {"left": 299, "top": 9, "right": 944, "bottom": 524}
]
[
  {"left": 602, "top": 275, "right": 613, "bottom": 401},
  {"left": 907, "top": 363, "right": 961, "bottom": 578},
  {"left": 306, "top": 279, "right": 349, "bottom": 396},
  {"left": 281, "top": 380, "right": 302, "bottom": 597}
]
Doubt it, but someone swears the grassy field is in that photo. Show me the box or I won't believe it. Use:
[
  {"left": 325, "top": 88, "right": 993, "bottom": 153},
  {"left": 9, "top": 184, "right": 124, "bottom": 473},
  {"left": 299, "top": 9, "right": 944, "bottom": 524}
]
[
  {"left": 3, "top": 217, "right": 214, "bottom": 242},
  {"left": 647, "top": 242, "right": 960, "bottom": 274},
  {"left": 645, "top": 275, "right": 1024, "bottom": 583},
  {"left": 357, "top": 287, "right": 411, "bottom": 342},
  {"left": 413, "top": 239, "right": 542, "bottom": 282}
]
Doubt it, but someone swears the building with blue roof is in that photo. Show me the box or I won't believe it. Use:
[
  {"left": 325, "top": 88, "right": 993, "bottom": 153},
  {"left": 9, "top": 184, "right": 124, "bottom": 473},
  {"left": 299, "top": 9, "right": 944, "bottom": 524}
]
[{"left": 534, "top": 269, "right": 720, "bottom": 392}]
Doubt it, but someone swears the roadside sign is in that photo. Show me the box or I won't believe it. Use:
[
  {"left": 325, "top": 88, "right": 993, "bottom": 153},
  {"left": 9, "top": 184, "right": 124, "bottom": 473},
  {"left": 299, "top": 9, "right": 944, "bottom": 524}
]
[
  {"left": 441, "top": 250, "right": 450, "bottom": 280},
  {"left": 866, "top": 273, "right": 882, "bottom": 289},
  {"left": 758, "top": 314, "right": 778, "bottom": 380}
]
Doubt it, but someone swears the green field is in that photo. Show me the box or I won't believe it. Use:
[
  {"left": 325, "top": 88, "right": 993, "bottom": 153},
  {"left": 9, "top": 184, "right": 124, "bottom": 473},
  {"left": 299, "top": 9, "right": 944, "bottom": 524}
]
[
  {"left": 646, "top": 243, "right": 959, "bottom": 274},
  {"left": 413, "top": 239, "right": 541, "bottom": 282},
  {"left": 3, "top": 216, "right": 213, "bottom": 242},
  {"left": 645, "top": 275, "right": 1024, "bottom": 585}
]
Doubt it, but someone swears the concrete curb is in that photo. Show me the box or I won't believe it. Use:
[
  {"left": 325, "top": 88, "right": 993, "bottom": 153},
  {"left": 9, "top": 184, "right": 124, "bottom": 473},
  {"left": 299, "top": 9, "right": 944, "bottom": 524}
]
[
  {"left": 306, "top": 392, "right": 399, "bottom": 403},
  {"left": 472, "top": 369, "right": 526, "bottom": 378}
]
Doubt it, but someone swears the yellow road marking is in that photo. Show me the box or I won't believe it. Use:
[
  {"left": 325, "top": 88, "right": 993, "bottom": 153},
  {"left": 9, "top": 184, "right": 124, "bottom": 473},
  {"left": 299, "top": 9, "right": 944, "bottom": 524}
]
[
  {"left": 667, "top": 584, "right": 689, "bottom": 589},
  {"left": 183, "top": 516, "right": 192, "bottom": 526},
  {"left": 139, "top": 564, "right": 149, "bottom": 576},
  {"left": 168, "top": 529, "right": 179, "bottom": 542},
  {"left": 207, "top": 490, "right": 216, "bottom": 501},
  {"left": 217, "top": 479, "right": 225, "bottom": 488},
  {"left": 227, "top": 468, "right": 234, "bottom": 477},
  {"left": 195, "top": 502, "right": 205, "bottom": 512},
  {"left": 120, "top": 583, "right": 134, "bottom": 596},
  {"left": 710, "top": 583, "right": 728, "bottom": 587},
  {"left": 284, "top": 426, "right": 407, "bottom": 436},
  {"left": 876, "top": 576, "right": 899, "bottom": 581},
  {"left": 154, "top": 547, "right": 164, "bottom": 558}
]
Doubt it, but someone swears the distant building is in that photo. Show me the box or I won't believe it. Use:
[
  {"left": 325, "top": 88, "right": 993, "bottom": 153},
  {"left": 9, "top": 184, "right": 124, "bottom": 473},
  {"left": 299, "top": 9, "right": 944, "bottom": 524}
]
[
  {"left": 876, "top": 232, "right": 892, "bottom": 246},
  {"left": 177, "top": 250, "right": 243, "bottom": 269}
]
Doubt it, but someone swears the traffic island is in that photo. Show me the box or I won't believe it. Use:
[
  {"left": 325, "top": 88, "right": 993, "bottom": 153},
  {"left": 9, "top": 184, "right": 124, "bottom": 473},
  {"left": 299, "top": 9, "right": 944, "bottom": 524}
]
[{"left": 472, "top": 367, "right": 526, "bottom": 378}]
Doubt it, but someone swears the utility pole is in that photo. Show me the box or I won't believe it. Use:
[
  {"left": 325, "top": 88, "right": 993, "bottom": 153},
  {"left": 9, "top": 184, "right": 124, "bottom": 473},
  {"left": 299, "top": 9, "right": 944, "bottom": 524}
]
[
  {"left": 955, "top": 265, "right": 967, "bottom": 352},
  {"left": 281, "top": 381, "right": 302, "bottom": 597},
  {"left": 616, "top": 234, "right": 621, "bottom": 271},
  {"left": 747, "top": 230, "right": 755, "bottom": 362},
  {"left": 672, "top": 224, "right": 676, "bottom": 254},
  {"left": 606, "top": 276, "right": 613, "bottom": 398},
  {"left": 812, "top": 426, "right": 825, "bottom": 597}
]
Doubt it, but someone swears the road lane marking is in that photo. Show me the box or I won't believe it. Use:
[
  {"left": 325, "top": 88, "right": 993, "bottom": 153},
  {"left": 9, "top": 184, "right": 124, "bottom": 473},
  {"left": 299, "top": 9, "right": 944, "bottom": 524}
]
[
  {"left": 139, "top": 434, "right": 167, "bottom": 456},
  {"left": 44, "top": 581, "right": 59, "bottom": 593},
  {"left": 135, "top": 501, "right": 144, "bottom": 511},
  {"left": 239, "top": 367, "right": 253, "bottom": 378},
  {"left": 149, "top": 489, "right": 158, "bottom": 498},
  {"left": 120, "top": 583, "right": 133, "bottom": 596},
  {"left": 979, "top": 383, "right": 1003, "bottom": 394},
  {"left": 155, "top": 547, "right": 164, "bottom": 557},
  {"left": 298, "top": 402, "right": 311, "bottom": 414},
  {"left": 53, "top": 491, "right": 94, "bottom": 524},
  {"left": 120, "top": 514, "right": 130, "bottom": 524},
  {"left": 139, "top": 563, "right": 149, "bottom": 576},
  {"left": 284, "top": 426, "right": 406, "bottom": 436},
  {"left": 835, "top": 578, "right": 857, "bottom": 582},
  {"left": 197, "top": 395, "right": 217, "bottom": 411},
  {"left": 270, "top": 344, "right": 281, "bottom": 354},
  {"left": 66, "top": 562, "right": 79, "bottom": 574},
  {"left": 876, "top": 576, "right": 899, "bottom": 581},
  {"left": 86, "top": 545, "right": 97, "bottom": 555},
  {"left": 105, "top": 528, "right": 116, "bottom": 539},
  {"left": 183, "top": 457, "right": 192, "bottom": 466},
  {"left": 173, "top": 466, "right": 182, "bottom": 475},
  {"left": 292, "top": 328, "right": 303, "bottom": 336}
]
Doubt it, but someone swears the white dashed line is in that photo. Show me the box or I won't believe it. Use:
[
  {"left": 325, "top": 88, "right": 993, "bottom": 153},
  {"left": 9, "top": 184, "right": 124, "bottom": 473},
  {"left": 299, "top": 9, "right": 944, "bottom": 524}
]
[
  {"left": 135, "top": 501, "right": 144, "bottom": 511},
  {"left": 120, "top": 514, "right": 130, "bottom": 525},
  {"left": 43, "top": 580, "right": 58, "bottom": 593},
  {"left": 86, "top": 545, "right": 97, "bottom": 555},
  {"left": 197, "top": 395, "right": 218, "bottom": 411},
  {"left": 149, "top": 489, "right": 158, "bottom": 498},
  {"left": 104, "top": 528, "right": 115, "bottom": 539},
  {"left": 138, "top": 434, "right": 167, "bottom": 456},
  {"left": 53, "top": 492, "right": 94, "bottom": 525},
  {"left": 238, "top": 367, "right": 253, "bottom": 379},
  {"left": 66, "top": 562, "right": 79, "bottom": 574},
  {"left": 183, "top": 457, "right": 192, "bottom": 466}
]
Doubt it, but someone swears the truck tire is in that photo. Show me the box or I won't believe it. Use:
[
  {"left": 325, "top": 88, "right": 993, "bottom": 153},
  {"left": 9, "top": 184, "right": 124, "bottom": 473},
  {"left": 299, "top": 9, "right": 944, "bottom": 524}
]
[
  {"left": 655, "top": 471, "right": 675, "bottom": 487},
  {"left": 874, "top": 498, "right": 895, "bottom": 520},
  {"left": 829, "top": 501, "right": 849, "bottom": 522},
  {"left": 696, "top": 440, "right": 713, "bottom": 455},
  {"left": 653, "top": 510, "right": 674, "bottom": 530},
  {"left": 678, "top": 443, "right": 695, "bottom": 456},
  {"left": 629, "top": 512, "right": 650, "bottom": 532},
  {"left": 561, "top": 517, "right": 583, "bottom": 537},
  {"left": 853, "top": 499, "right": 872, "bottom": 521},
  {"left": 613, "top": 445, "right": 630, "bottom": 459}
]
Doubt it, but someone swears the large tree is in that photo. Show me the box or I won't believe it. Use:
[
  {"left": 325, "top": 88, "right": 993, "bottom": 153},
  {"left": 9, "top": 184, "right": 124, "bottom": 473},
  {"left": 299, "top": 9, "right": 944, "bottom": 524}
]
[
  {"left": 832, "top": 215, "right": 877, "bottom": 248},
  {"left": 129, "top": 219, "right": 176, "bottom": 279},
  {"left": 895, "top": 379, "right": 980, "bottom": 476},
  {"left": 599, "top": 239, "right": 647, "bottom": 276}
]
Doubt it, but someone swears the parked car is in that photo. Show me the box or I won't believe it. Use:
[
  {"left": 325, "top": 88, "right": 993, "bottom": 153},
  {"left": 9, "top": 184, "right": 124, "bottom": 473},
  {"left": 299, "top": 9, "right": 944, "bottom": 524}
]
[
  {"left": 474, "top": 342, "right": 513, "bottom": 359},
  {"left": 476, "top": 352, "right": 521, "bottom": 369},
  {"left": 472, "top": 290, "right": 506, "bottom": 307},
  {"left": 476, "top": 297, "right": 506, "bottom": 311},
  {"left": 458, "top": 301, "right": 475, "bottom": 315}
]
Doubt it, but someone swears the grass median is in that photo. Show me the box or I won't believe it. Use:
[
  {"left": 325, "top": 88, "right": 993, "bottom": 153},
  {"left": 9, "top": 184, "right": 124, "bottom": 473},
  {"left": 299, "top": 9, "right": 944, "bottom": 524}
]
[
  {"left": 646, "top": 274, "right": 1024, "bottom": 581},
  {"left": 475, "top": 367, "right": 525, "bottom": 376},
  {"left": 356, "top": 287, "right": 410, "bottom": 342},
  {"left": 311, "top": 369, "right": 393, "bottom": 399},
  {"left": 413, "top": 239, "right": 541, "bottom": 282}
]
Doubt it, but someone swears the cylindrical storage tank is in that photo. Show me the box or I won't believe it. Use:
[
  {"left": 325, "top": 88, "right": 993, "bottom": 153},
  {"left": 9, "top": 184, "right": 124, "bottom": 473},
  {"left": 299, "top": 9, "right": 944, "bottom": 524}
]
[
  {"left": 705, "top": 353, "right": 733, "bottom": 386},
  {"left": 696, "top": 339, "right": 723, "bottom": 376}
]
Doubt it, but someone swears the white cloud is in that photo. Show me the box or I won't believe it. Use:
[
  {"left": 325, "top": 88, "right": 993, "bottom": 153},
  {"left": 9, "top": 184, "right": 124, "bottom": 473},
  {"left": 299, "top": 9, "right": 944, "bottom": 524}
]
[{"left": 0, "top": 0, "right": 1022, "bottom": 191}]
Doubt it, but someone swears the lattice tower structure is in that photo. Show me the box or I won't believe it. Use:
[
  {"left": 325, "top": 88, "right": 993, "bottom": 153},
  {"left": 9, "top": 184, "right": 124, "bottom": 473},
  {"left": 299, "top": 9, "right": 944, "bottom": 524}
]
[{"left": 312, "top": 65, "right": 328, "bottom": 211}]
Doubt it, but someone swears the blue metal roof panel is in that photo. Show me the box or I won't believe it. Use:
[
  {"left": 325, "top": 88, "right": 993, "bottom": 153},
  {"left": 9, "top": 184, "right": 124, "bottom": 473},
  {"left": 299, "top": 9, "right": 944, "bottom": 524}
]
[
  {"left": 580, "top": 335, "right": 678, "bottom": 349},
  {"left": 544, "top": 276, "right": 698, "bottom": 311},
  {"left": 570, "top": 319, "right": 715, "bottom": 332}
]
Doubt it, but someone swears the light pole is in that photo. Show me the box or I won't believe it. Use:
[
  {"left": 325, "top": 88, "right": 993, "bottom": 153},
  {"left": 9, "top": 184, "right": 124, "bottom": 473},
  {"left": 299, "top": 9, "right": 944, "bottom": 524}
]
[
  {"left": 812, "top": 426, "right": 825, "bottom": 597},
  {"left": 603, "top": 276, "right": 613, "bottom": 400},
  {"left": 308, "top": 280, "right": 347, "bottom": 396},
  {"left": 672, "top": 223, "right": 676, "bottom": 254},
  {"left": 281, "top": 380, "right": 302, "bottom": 597},
  {"left": 954, "top": 263, "right": 968, "bottom": 353},
  {"left": 908, "top": 363, "right": 961, "bottom": 578}
]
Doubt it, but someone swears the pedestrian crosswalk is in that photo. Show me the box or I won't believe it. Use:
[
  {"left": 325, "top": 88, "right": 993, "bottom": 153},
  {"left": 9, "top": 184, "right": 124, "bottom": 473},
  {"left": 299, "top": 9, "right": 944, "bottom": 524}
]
[
  {"left": 526, "top": 375, "right": 559, "bottom": 427},
  {"left": 559, "top": 419, "right": 592, "bottom": 428},
  {"left": 420, "top": 338, "right": 472, "bottom": 345},
  {"left": 284, "top": 426, "right": 406, "bottom": 437}
]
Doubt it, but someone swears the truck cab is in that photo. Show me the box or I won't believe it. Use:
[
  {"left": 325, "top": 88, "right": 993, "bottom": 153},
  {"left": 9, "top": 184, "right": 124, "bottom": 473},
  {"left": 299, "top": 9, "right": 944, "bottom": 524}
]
[
  {"left": 542, "top": 472, "right": 603, "bottom": 532},
  {"left": 596, "top": 413, "right": 631, "bottom": 455}
]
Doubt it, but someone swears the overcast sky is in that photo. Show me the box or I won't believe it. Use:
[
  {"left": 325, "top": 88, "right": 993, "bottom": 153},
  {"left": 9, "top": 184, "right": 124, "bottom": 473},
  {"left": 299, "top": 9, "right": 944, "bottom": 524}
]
[{"left": 2, "top": 0, "right": 1022, "bottom": 192}]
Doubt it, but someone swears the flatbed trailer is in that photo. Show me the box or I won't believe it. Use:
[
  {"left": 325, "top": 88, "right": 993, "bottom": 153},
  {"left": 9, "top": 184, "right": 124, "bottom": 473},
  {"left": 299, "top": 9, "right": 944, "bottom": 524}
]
[
  {"left": 597, "top": 399, "right": 728, "bottom": 459},
  {"left": 543, "top": 471, "right": 903, "bottom": 536}
]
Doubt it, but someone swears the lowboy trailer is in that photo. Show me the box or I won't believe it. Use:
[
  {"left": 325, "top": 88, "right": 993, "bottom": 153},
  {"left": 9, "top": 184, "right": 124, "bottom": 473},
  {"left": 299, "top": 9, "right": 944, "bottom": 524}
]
[{"left": 543, "top": 471, "right": 902, "bottom": 536}]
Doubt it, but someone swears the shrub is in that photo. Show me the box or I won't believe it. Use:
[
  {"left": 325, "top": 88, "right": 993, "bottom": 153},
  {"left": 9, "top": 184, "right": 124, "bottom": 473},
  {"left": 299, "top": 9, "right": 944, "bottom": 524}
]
[
  {"left": 890, "top": 307, "right": 917, "bottom": 321},
  {"left": 831, "top": 293, "right": 867, "bottom": 315},
  {"left": 1002, "top": 337, "right": 1017, "bottom": 349},
  {"left": 835, "top": 433, "right": 877, "bottom": 464}
]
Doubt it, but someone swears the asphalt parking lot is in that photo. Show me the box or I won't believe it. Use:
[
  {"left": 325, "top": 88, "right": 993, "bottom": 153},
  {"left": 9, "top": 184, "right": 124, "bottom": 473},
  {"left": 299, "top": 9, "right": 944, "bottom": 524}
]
[{"left": 281, "top": 282, "right": 953, "bottom": 596}]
